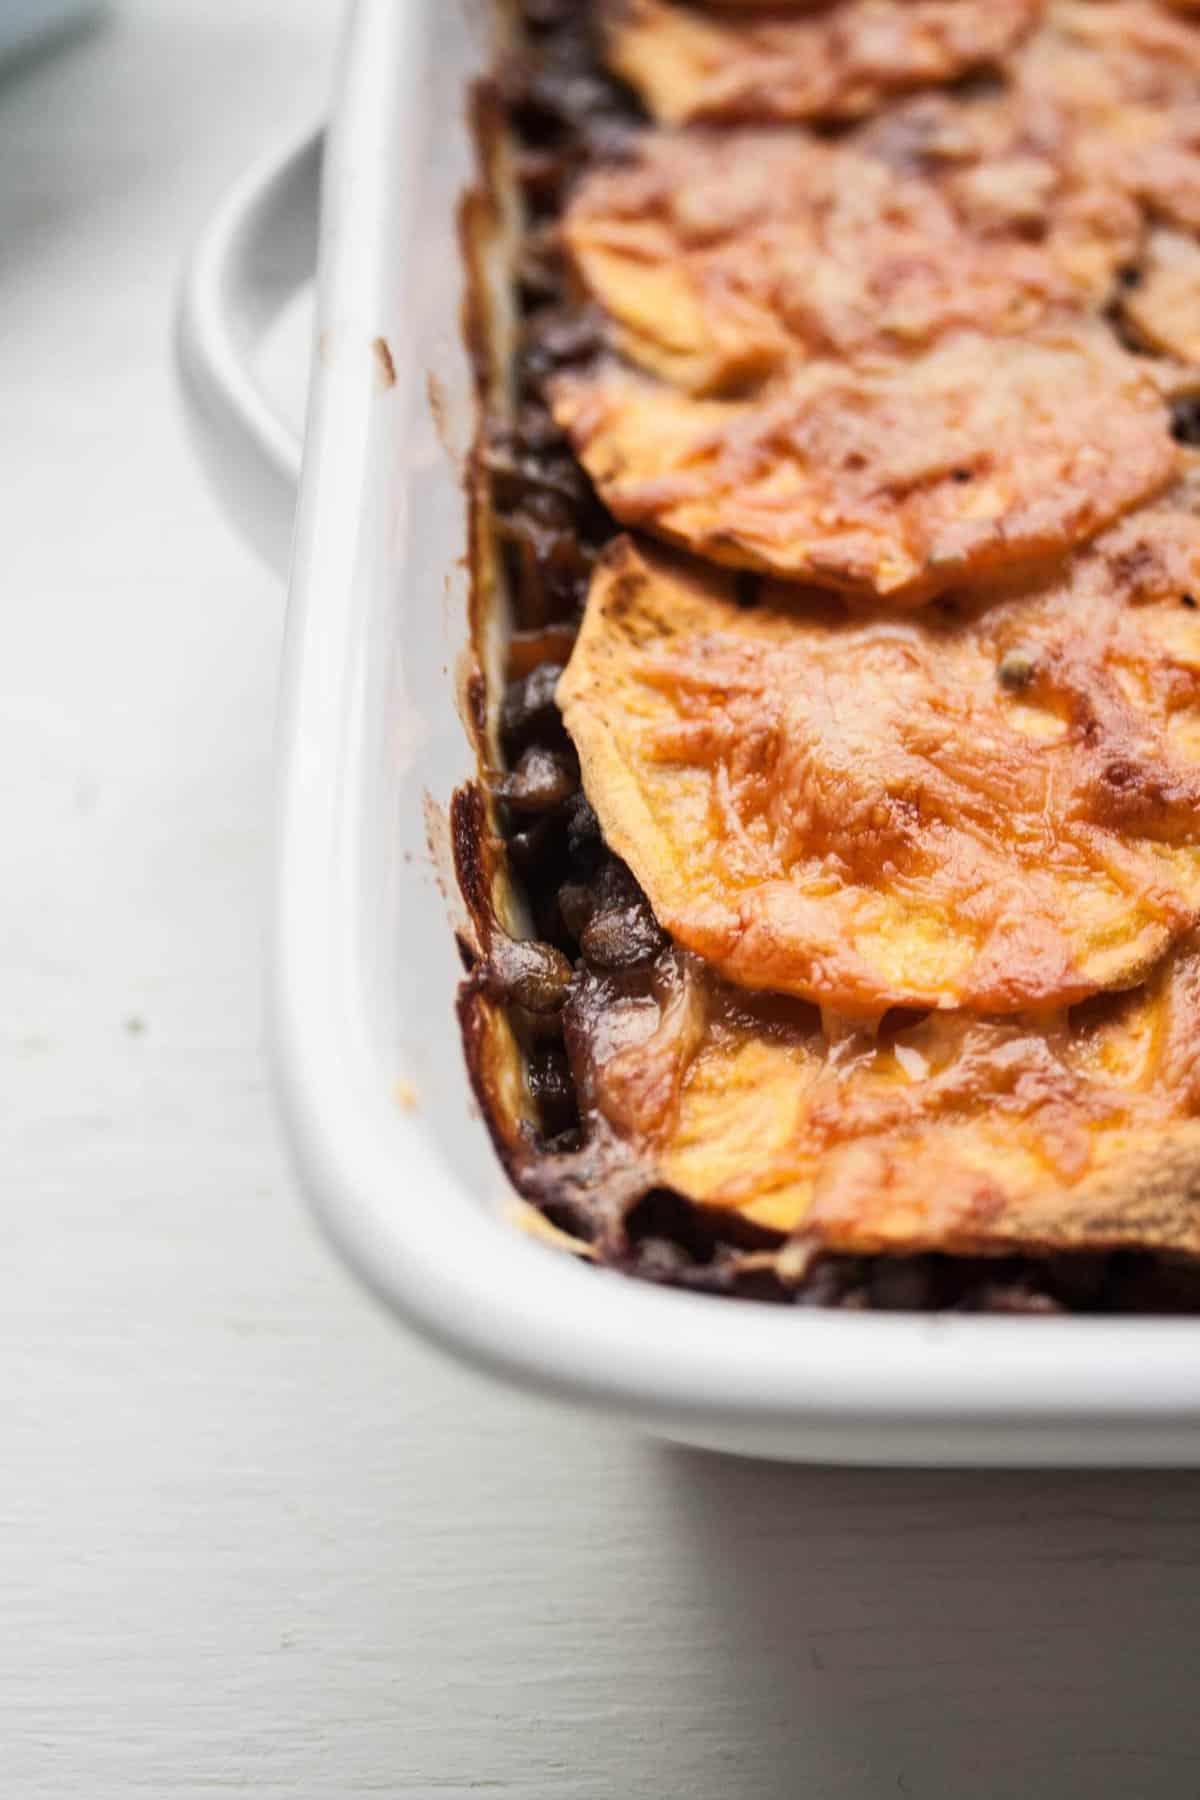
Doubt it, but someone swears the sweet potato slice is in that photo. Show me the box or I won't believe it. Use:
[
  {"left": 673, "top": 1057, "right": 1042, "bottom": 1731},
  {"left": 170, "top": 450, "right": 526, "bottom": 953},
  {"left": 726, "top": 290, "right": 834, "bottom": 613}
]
[
  {"left": 550, "top": 328, "right": 1176, "bottom": 601},
  {"left": 558, "top": 525, "right": 1200, "bottom": 1014},
  {"left": 599, "top": 0, "right": 1041, "bottom": 126},
  {"left": 562, "top": 939, "right": 1200, "bottom": 1251},
  {"left": 562, "top": 121, "right": 1138, "bottom": 394},
  {"left": 1123, "top": 227, "right": 1200, "bottom": 365}
]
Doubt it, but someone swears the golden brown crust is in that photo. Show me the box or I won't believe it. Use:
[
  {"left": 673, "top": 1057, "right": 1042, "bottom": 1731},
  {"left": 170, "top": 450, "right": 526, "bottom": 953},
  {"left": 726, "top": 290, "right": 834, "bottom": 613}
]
[
  {"left": 562, "top": 118, "right": 1140, "bottom": 395},
  {"left": 461, "top": 0, "right": 1200, "bottom": 1288},
  {"left": 1123, "top": 227, "right": 1200, "bottom": 364},
  {"left": 1016, "top": 1, "right": 1200, "bottom": 140},
  {"left": 687, "top": 2, "right": 837, "bottom": 10},
  {"left": 600, "top": 0, "right": 1042, "bottom": 126},
  {"left": 550, "top": 329, "right": 1177, "bottom": 601},
  {"left": 559, "top": 529, "right": 1200, "bottom": 1014},
  {"left": 1013, "top": 2, "right": 1200, "bottom": 228},
  {"left": 562, "top": 938, "right": 1200, "bottom": 1254}
]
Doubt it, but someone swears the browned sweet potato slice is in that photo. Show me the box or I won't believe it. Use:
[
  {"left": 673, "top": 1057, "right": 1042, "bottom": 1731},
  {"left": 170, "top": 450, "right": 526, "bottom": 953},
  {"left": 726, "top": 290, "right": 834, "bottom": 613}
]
[
  {"left": 599, "top": 0, "right": 1042, "bottom": 126},
  {"left": 557, "top": 524, "right": 1200, "bottom": 1014},
  {"left": 689, "top": 2, "right": 830, "bottom": 9},
  {"left": 550, "top": 328, "right": 1176, "bottom": 601},
  {"left": 1016, "top": 1, "right": 1200, "bottom": 141},
  {"left": 563, "top": 121, "right": 1140, "bottom": 394},
  {"left": 1014, "top": 2, "right": 1200, "bottom": 222},
  {"left": 1122, "top": 227, "right": 1200, "bottom": 364},
  {"left": 561, "top": 938, "right": 1200, "bottom": 1250}
]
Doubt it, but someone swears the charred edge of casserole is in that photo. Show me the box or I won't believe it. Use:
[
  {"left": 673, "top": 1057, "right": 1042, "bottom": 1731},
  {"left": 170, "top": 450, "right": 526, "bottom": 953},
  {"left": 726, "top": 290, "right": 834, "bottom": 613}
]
[{"left": 453, "top": 0, "right": 1200, "bottom": 1312}]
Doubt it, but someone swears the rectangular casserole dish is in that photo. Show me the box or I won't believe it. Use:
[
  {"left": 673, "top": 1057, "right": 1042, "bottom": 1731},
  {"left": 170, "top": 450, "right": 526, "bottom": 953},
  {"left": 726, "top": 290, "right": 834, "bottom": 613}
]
[{"left": 188, "top": 0, "right": 1200, "bottom": 1464}]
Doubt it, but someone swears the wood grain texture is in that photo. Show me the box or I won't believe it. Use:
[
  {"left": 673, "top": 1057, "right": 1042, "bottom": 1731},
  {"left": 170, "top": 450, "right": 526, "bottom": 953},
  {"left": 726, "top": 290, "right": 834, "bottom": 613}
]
[{"left": 4, "top": 5, "right": 1200, "bottom": 1796}]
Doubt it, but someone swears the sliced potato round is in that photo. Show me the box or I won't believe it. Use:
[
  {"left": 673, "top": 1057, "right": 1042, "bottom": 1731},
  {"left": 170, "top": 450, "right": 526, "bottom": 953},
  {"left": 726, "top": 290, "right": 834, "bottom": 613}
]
[
  {"left": 1122, "top": 227, "right": 1200, "bottom": 365},
  {"left": 557, "top": 525, "right": 1200, "bottom": 1015},
  {"left": 1013, "top": 1, "right": 1200, "bottom": 224},
  {"left": 563, "top": 122, "right": 1139, "bottom": 394},
  {"left": 600, "top": 0, "right": 1041, "bottom": 126},
  {"left": 550, "top": 328, "right": 1176, "bottom": 601},
  {"left": 562, "top": 938, "right": 1200, "bottom": 1252},
  {"left": 1015, "top": 0, "right": 1200, "bottom": 145}
]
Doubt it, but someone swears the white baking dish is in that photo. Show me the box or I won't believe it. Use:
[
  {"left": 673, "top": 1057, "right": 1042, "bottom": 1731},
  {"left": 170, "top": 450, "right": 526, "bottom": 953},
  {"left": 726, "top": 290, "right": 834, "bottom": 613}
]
[{"left": 176, "top": 0, "right": 1200, "bottom": 1464}]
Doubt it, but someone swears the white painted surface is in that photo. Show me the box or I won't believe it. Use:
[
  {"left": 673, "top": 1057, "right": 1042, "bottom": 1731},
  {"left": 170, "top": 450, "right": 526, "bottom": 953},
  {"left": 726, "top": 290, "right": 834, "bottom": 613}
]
[{"left": 5, "top": 5, "right": 1200, "bottom": 1795}]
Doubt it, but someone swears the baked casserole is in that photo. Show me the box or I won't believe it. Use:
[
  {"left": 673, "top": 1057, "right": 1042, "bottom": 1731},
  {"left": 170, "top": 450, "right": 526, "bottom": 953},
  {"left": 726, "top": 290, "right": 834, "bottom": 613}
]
[{"left": 456, "top": 0, "right": 1200, "bottom": 1312}]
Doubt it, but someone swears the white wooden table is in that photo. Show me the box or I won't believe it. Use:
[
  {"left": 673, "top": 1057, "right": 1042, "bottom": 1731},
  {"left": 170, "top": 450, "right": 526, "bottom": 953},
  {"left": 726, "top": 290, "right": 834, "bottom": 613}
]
[{"left": 5, "top": 6, "right": 1200, "bottom": 1795}]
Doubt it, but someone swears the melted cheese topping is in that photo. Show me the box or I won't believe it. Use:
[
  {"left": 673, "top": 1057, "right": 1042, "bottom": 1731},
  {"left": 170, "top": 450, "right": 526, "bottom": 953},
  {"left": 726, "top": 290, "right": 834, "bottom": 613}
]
[
  {"left": 502, "top": 0, "right": 1200, "bottom": 1268},
  {"left": 559, "top": 524, "right": 1200, "bottom": 1015},
  {"left": 1124, "top": 227, "right": 1200, "bottom": 364},
  {"left": 563, "top": 119, "right": 1138, "bottom": 394},
  {"left": 599, "top": 0, "right": 1041, "bottom": 126},
  {"left": 563, "top": 941, "right": 1200, "bottom": 1253},
  {"left": 688, "top": 2, "right": 835, "bottom": 10},
  {"left": 550, "top": 329, "right": 1176, "bottom": 601},
  {"left": 1013, "top": 2, "right": 1200, "bottom": 227},
  {"left": 1015, "top": 2, "right": 1200, "bottom": 141}
]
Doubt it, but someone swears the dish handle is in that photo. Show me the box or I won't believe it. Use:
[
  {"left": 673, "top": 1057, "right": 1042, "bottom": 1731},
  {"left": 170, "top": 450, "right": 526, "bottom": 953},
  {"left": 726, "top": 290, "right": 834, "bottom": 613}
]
[{"left": 175, "top": 129, "right": 320, "bottom": 576}]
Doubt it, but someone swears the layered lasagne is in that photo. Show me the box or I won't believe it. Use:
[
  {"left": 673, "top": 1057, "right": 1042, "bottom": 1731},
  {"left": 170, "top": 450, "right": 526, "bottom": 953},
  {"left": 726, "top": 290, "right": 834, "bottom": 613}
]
[{"left": 458, "top": 0, "right": 1200, "bottom": 1311}]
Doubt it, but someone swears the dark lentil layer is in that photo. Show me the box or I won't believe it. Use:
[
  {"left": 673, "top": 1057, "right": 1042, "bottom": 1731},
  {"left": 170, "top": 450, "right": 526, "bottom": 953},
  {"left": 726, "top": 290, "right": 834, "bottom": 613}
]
[{"left": 465, "top": 0, "right": 1200, "bottom": 1312}]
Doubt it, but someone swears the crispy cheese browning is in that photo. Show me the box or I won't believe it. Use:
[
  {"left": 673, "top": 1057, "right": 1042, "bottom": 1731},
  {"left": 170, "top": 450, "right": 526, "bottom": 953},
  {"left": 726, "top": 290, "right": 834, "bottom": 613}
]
[
  {"left": 1123, "top": 228, "right": 1200, "bottom": 364},
  {"left": 1015, "top": 1, "right": 1200, "bottom": 143},
  {"left": 474, "top": 0, "right": 1200, "bottom": 1292},
  {"left": 562, "top": 940, "right": 1200, "bottom": 1253},
  {"left": 1012, "top": 2, "right": 1200, "bottom": 228},
  {"left": 562, "top": 119, "right": 1139, "bottom": 394},
  {"left": 558, "top": 530, "right": 1200, "bottom": 1014},
  {"left": 599, "top": 0, "right": 1042, "bottom": 126},
  {"left": 550, "top": 330, "right": 1176, "bottom": 601}
]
